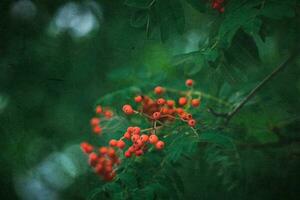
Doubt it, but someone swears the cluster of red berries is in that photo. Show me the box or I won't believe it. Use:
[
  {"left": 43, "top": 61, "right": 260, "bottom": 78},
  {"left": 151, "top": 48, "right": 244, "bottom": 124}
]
[
  {"left": 123, "top": 79, "right": 200, "bottom": 127},
  {"left": 90, "top": 105, "right": 113, "bottom": 134},
  {"left": 81, "top": 79, "right": 201, "bottom": 181},
  {"left": 211, "top": 0, "right": 225, "bottom": 13},
  {"left": 109, "top": 126, "right": 165, "bottom": 158},
  {"left": 81, "top": 142, "right": 120, "bottom": 181}
]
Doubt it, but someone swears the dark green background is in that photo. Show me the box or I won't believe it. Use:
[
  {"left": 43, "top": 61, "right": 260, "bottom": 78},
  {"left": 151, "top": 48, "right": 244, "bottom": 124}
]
[{"left": 0, "top": 0, "right": 300, "bottom": 199}]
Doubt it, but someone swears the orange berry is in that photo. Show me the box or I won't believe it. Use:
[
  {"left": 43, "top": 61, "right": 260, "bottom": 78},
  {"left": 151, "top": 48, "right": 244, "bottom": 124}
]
[
  {"left": 128, "top": 146, "right": 135, "bottom": 153},
  {"left": 104, "top": 172, "right": 115, "bottom": 181},
  {"left": 176, "top": 108, "right": 184, "bottom": 114},
  {"left": 186, "top": 113, "right": 193, "bottom": 120},
  {"left": 80, "top": 142, "right": 93, "bottom": 154},
  {"left": 95, "top": 163, "right": 103, "bottom": 174},
  {"left": 132, "top": 127, "right": 141, "bottom": 135},
  {"left": 88, "top": 153, "right": 98, "bottom": 167},
  {"left": 179, "top": 97, "right": 188, "bottom": 106},
  {"left": 134, "top": 95, "right": 143, "bottom": 103},
  {"left": 166, "top": 100, "right": 175, "bottom": 107},
  {"left": 131, "top": 134, "right": 140, "bottom": 142},
  {"left": 135, "top": 149, "right": 143, "bottom": 156},
  {"left": 161, "top": 107, "right": 169, "bottom": 115},
  {"left": 117, "top": 140, "right": 126, "bottom": 149},
  {"left": 99, "top": 147, "right": 108, "bottom": 155},
  {"left": 185, "top": 79, "right": 194, "bottom": 87},
  {"left": 191, "top": 99, "right": 200, "bottom": 107},
  {"left": 157, "top": 98, "right": 166, "bottom": 105},
  {"left": 149, "top": 134, "right": 159, "bottom": 144},
  {"left": 122, "top": 104, "right": 134, "bottom": 115},
  {"left": 127, "top": 126, "right": 134, "bottom": 133},
  {"left": 107, "top": 148, "right": 116, "bottom": 158},
  {"left": 124, "top": 151, "right": 131, "bottom": 158},
  {"left": 123, "top": 132, "right": 131, "bottom": 140},
  {"left": 155, "top": 141, "right": 165, "bottom": 150},
  {"left": 152, "top": 112, "right": 161, "bottom": 120},
  {"left": 93, "top": 126, "right": 102, "bottom": 134},
  {"left": 188, "top": 119, "right": 196, "bottom": 127},
  {"left": 104, "top": 110, "right": 113, "bottom": 119},
  {"left": 140, "top": 134, "right": 149, "bottom": 143},
  {"left": 154, "top": 86, "right": 165, "bottom": 95},
  {"left": 95, "top": 106, "right": 102, "bottom": 114},
  {"left": 135, "top": 139, "right": 143, "bottom": 147},
  {"left": 109, "top": 139, "right": 118, "bottom": 147},
  {"left": 105, "top": 165, "right": 113, "bottom": 173},
  {"left": 90, "top": 117, "right": 100, "bottom": 126}
]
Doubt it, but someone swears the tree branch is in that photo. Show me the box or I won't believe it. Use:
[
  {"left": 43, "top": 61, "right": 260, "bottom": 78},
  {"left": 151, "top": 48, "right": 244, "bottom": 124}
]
[{"left": 209, "top": 54, "right": 296, "bottom": 124}]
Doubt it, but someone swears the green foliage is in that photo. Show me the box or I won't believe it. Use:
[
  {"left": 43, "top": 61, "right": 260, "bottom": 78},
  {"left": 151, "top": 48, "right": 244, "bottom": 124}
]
[{"left": 1, "top": 0, "right": 300, "bottom": 200}]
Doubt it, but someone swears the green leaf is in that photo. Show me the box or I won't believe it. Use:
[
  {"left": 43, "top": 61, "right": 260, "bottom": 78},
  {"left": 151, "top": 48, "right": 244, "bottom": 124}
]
[
  {"left": 118, "top": 171, "right": 137, "bottom": 188},
  {"left": 131, "top": 10, "right": 149, "bottom": 28},
  {"left": 199, "top": 132, "right": 236, "bottom": 149},
  {"left": 260, "top": 1, "right": 295, "bottom": 19},
  {"left": 156, "top": 0, "right": 185, "bottom": 41},
  {"left": 124, "top": 0, "right": 154, "bottom": 9},
  {"left": 218, "top": 0, "right": 262, "bottom": 48},
  {"left": 164, "top": 164, "right": 185, "bottom": 193},
  {"left": 169, "top": 0, "right": 185, "bottom": 34},
  {"left": 185, "top": 0, "right": 207, "bottom": 13},
  {"left": 166, "top": 134, "right": 198, "bottom": 162}
]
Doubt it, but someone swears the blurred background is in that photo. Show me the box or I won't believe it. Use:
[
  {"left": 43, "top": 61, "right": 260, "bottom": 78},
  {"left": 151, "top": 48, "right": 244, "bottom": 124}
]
[{"left": 0, "top": 0, "right": 300, "bottom": 199}]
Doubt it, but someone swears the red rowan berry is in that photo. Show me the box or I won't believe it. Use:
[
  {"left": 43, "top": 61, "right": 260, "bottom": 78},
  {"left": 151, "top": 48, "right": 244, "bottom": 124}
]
[
  {"left": 134, "top": 95, "right": 143, "bottom": 103},
  {"left": 140, "top": 134, "right": 149, "bottom": 143},
  {"left": 176, "top": 108, "right": 184, "bottom": 114},
  {"left": 131, "top": 134, "right": 140, "bottom": 142},
  {"left": 93, "top": 126, "right": 102, "bottom": 134},
  {"left": 128, "top": 146, "right": 135, "bottom": 153},
  {"left": 185, "top": 79, "right": 194, "bottom": 87},
  {"left": 107, "top": 148, "right": 116, "bottom": 158},
  {"left": 95, "top": 106, "right": 102, "bottom": 114},
  {"left": 152, "top": 112, "right": 161, "bottom": 120},
  {"left": 80, "top": 142, "right": 94, "bottom": 154},
  {"left": 135, "top": 149, "right": 143, "bottom": 156},
  {"left": 132, "top": 127, "right": 141, "bottom": 135},
  {"left": 124, "top": 151, "right": 131, "bottom": 158},
  {"left": 124, "top": 132, "right": 131, "bottom": 140},
  {"left": 105, "top": 165, "right": 113, "bottom": 173},
  {"left": 99, "top": 147, "right": 108, "bottom": 155},
  {"left": 149, "top": 134, "right": 159, "bottom": 144},
  {"left": 90, "top": 117, "right": 100, "bottom": 126},
  {"left": 157, "top": 98, "right": 166, "bottom": 105},
  {"left": 104, "top": 172, "right": 115, "bottom": 181},
  {"left": 191, "top": 99, "right": 200, "bottom": 107},
  {"left": 188, "top": 119, "right": 196, "bottom": 127},
  {"left": 135, "top": 139, "right": 143, "bottom": 147},
  {"left": 154, "top": 86, "right": 165, "bottom": 95},
  {"left": 161, "top": 107, "right": 169, "bottom": 115},
  {"left": 109, "top": 139, "right": 118, "bottom": 147},
  {"left": 98, "top": 157, "right": 105, "bottom": 164},
  {"left": 95, "top": 163, "right": 103, "bottom": 174},
  {"left": 123, "top": 105, "right": 134, "bottom": 115},
  {"left": 104, "top": 110, "right": 113, "bottom": 119},
  {"left": 117, "top": 140, "right": 126, "bottom": 149},
  {"left": 166, "top": 100, "right": 175, "bottom": 107},
  {"left": 186, "top": 113, "right": 193, "bottom": 120},
  {"left": 219, "top": 7, "right": 225, "bottom": 13},
  {"left": 212, "top": 2, "right": 220, "bottom": 9},
  {"left": 88, "top": 153, "right": 98, "bottom": 167},
  {"left": 155, "top": 141, "right": 165, "bottom": 150},
  {"left": 179, "top": 97, "right": 187, "bottom": 106},
  {"left": 127, "top": 126, "right": 134, "bottom": 133}
]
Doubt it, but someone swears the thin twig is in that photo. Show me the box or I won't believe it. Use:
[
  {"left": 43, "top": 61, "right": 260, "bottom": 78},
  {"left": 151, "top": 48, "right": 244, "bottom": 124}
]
[{"left": 209, "top": 54, "right": 296, "bottom": 124}]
